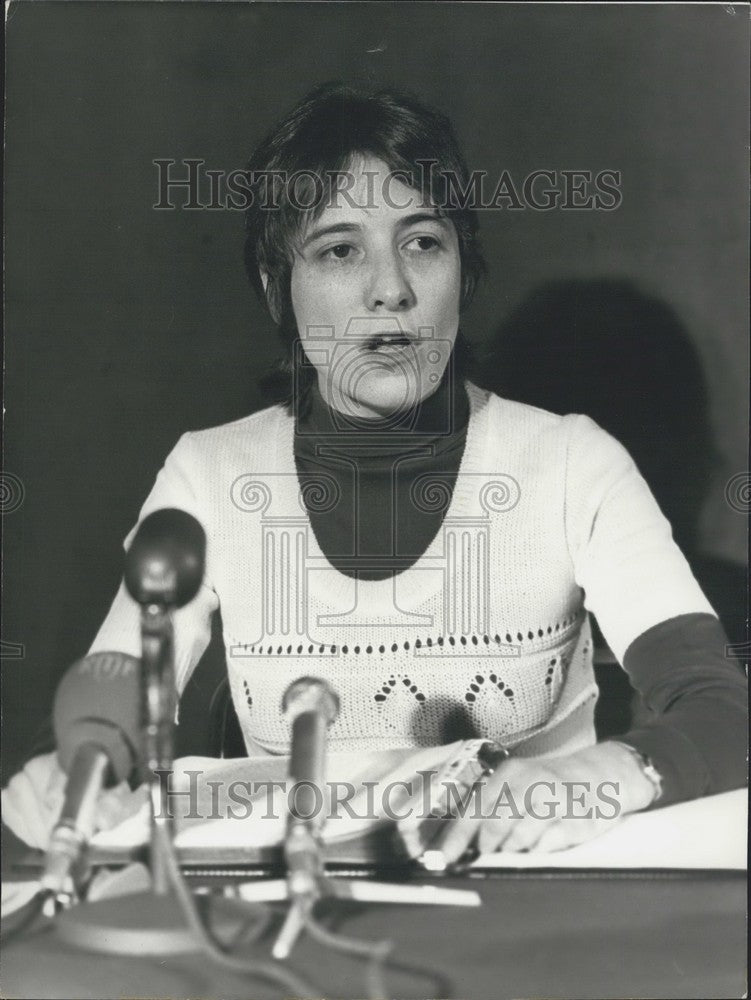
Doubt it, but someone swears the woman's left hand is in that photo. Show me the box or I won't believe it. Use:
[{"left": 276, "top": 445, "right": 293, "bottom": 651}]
[{"left": 438, "top": 741, "right": 659, "bottom": 863}]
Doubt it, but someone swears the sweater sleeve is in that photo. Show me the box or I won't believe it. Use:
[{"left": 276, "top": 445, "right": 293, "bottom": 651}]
[
  {"left": 617, "top": 612, "right": 748, "bottom": 806},
  {"left": 563, "top": 414, "right": 747, "bottom": 804},
  {"left": 564, "top": 413, "right": 715, "bottom": 661},
  {"left": 88, "top": 432, "right": 219, "bottom": 695}
]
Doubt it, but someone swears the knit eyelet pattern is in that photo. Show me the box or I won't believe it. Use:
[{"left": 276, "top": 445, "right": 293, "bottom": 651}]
[
  {"left": 232, "top": 611, "right": 585, "bottom": 660},
  {"left": 229, "top": 609, "right": 595, "bottom": 754}
]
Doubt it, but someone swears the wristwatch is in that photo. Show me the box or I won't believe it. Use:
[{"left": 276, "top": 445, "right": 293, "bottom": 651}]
[{"left": 611, "top": 741, "right": 663, "bottom": 805}]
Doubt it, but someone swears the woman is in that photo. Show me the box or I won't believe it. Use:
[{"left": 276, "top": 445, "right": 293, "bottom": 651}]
[{"left": 8, "top": 83, "right": 747, "bottom": 861}]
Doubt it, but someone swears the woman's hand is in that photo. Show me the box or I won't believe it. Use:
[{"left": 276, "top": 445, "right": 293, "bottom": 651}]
[{"left": 438, "top": 741, "right": 659, "bottom": 863}]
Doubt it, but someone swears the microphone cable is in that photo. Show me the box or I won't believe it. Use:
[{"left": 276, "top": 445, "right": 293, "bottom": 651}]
[
  {"left": 156, "top": 813, "right": 401, "bottom": 1000},
  {"left": 303, "top": 906, "right": 392, "bottom": 1000},
  {"left": 302, "top": 906, "right": 452, "bottom": 1000},
  {"left": 1, "top": 853, "right": 450, "bottom": 999},
  {"left": 153, "top": 818, "right": 321, "bottom": 997},
  {"left": 2, "top": 813, "right": 317, "bottom": 995},
  {"left": 157, "top": 817, "right": 451, "bottom": 1000}
]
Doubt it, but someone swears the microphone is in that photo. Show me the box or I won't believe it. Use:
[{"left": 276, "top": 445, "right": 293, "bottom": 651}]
[
  {"left": 124, "top": 507, "right": 206, "bottom": 895},
  {"left": 280, "top": 678, "right": 339, "bottom": 895},
  {"left": 124, "top": 507, "right": 206, "bottom": 609},
  {"left": 122, "top": 507, "right": 206, "bottom": 779},
  {"left": 272, "top": 677, "right": 339, "bottom": 959},
  {"left": 42, "top": 651, "right": 142, "bottom": 894},
  {"left": 283, "top": 677, "right": 340, "bottom": 830},
  {"left": 46, "top": 510, "right": 250, "bottom": 959}
]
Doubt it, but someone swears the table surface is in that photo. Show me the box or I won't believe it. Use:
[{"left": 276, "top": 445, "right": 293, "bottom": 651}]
[{"left": 0, "top": 868, "right": 746, "bottom": 1000}]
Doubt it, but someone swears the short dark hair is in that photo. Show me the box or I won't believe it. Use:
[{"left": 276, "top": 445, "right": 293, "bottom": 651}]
[{"left": 243, "top": 82, "right": 485, "bottom": 406}]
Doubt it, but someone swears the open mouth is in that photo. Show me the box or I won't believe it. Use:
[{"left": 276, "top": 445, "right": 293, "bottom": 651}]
[{"left": 363, "top": 332, "right": 415, "bottom": 352}]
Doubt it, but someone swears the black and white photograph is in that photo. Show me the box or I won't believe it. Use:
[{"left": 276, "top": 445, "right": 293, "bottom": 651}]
[{"left": 1, "top": 3, "right": 748, "bottom": 998}]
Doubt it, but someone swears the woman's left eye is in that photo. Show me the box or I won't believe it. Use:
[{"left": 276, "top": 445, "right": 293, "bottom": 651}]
[
  {"left": 405, "top": 235, "right": 441, "bottom": 252},
  {"left": 324, "top": 243, "right": 354, "bottom": 260}
]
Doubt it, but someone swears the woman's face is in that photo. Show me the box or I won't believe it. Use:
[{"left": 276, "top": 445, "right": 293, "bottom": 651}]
[{"left": 289, "top": 156, "right": 462, "bottom": 420}]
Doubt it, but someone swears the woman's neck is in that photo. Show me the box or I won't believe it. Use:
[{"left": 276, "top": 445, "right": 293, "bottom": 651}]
[{"left": 299, "top": 371, "right": 469, "bottom": 438}]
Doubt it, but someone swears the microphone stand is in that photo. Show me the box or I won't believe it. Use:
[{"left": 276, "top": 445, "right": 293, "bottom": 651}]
[
  {"left": 140, "top": 596, "right": 177, "bottom": 896},
  {"left": 264, "top": 820, "right": 482, "bottom": 962},
  {"left": 239, "top": 679, "right": 482, "bottom": 961},
  {"left": 55, "top": 509, "right": 250, "bottom": 955}
]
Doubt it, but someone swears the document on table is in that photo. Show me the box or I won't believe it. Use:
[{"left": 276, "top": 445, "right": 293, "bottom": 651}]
[
  {"left": 470, "top": 788, "right": 747, "bottom": 870},
  {"left": 89, "top": 746, "right": 747, "bottom": 870},
  {"left": 2, "top": 754, "right": 745, "bottom": 920},
  {"left": 92, "top": 745, "right": 457, "bottom": 851}
]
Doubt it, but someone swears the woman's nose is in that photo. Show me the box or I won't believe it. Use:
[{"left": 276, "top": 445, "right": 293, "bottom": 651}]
[{"left": 365, "top": 250, "right": 415, "bottom": 312}]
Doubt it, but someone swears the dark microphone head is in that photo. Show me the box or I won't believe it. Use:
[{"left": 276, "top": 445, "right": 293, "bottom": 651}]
[
  {"left": 124, "top": 508, "right": 206, "bottom": 608},
  {"left": 54, "top": 652, "right": 141, "bottom": 785},
  {"left": 282, "top": 676, "right": 340, "bottom": 725}
]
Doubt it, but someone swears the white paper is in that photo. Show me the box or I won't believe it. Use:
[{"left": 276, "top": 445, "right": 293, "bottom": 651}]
[
  {"left": 90, "top": 752, "right": 748, "bottom": 870},
  {"left": 470, "top": 788, "right": 747, "bottom": 870}
]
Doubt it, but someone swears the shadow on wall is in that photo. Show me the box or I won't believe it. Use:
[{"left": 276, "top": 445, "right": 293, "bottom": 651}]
[{"left": 475, "top": 278, "right": 746, "bottom": 736}]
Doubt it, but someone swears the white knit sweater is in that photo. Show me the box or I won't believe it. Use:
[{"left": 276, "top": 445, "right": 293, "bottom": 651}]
[{"left": 90, "top": 384, "right": 713, "bottom": 757}]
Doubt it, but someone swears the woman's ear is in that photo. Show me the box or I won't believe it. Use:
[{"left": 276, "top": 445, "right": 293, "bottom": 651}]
[{"left": 260, "top": 270, "right": 285, "bottom": 326}]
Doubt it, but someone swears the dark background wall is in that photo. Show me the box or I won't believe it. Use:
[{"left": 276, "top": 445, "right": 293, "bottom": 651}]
[{"left": 3, "top": 3, "right": 748, "bottom": 777}]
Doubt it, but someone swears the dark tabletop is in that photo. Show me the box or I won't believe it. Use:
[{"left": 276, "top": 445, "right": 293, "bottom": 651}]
[{"left": 1, "top": 868, "right": 746, "bottom": 1000}]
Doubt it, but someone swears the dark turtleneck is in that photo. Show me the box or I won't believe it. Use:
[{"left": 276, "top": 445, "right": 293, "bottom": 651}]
[{"left": 294, "top": 373, "right": 469, "bottom": 580}]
